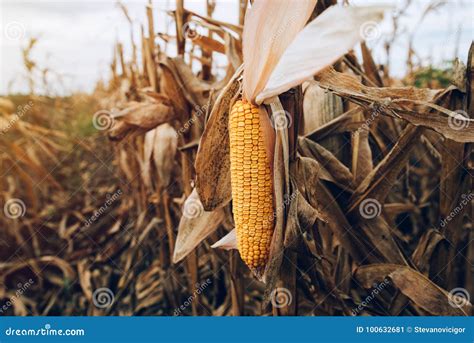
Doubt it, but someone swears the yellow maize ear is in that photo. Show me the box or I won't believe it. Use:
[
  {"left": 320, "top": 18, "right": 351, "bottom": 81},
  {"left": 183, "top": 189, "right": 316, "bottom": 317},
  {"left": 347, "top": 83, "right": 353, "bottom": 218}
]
[{"left": 228, "top": 99, "right": 274, "bottom": 270}]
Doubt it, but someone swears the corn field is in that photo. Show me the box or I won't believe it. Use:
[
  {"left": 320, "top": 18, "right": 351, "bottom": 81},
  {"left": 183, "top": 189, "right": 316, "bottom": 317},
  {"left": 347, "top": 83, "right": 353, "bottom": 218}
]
[{"left": 0, "top": 0, "right": 473, "bottom": 318}]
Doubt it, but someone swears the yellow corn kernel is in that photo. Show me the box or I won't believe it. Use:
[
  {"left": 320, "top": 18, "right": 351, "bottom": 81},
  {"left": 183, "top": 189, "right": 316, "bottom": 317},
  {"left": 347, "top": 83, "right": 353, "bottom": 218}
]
[{"left": 228, "top": 99, "right": 274, "bottom": 269}]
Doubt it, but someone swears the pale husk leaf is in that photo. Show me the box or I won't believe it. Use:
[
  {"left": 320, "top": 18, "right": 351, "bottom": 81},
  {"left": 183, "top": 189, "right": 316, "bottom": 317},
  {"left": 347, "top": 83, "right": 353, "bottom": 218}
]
[
  {"left": 173, "top": 189, "right": 226, "bottom": 263},
  {"left": 242, "top": 0, "right": 317, "bottom": 102},
  {"left": 152, "top": 123, "right": 178, "bottom": 189},
  {"left": 211, "top": 229, "right": 237, "bottom": 250},
  {"left": 256, "top": 5, "right": 388, "bottom": 103}
]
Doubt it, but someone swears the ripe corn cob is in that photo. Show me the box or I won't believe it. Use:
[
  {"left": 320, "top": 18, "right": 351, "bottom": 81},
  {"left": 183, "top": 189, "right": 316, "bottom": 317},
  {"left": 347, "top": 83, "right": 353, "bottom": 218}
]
[{"left": 229, "top": 99, "right": 274, "bottom": 269}]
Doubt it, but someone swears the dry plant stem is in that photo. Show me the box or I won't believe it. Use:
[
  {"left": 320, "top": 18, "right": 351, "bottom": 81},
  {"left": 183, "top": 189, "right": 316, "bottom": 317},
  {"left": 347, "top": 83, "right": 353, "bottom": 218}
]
[
  {"left": 186, "top": 251, "right": 200, "bottom": 316},
  {"left": 201, "top": 0, "right": 215, "bottom": 80},
  {"left": 465, "top": 43, "right": 474, "bottom": 296},
  {"left": 175, "top": 0, "right": 185, "bottom": 55},
  {"left": 145, "top": 5, "right": 158, "bottom": 91},
  {"left": 230, "top": 250, "right": 244, "bottom": 316},
  {"left": 274, "top": 90, "right": 301, "bottom": 316},
  {"left": 273, "top": 250, "right": 297, "bottom": 316},
  {"left": 163, "top": 192, "right": 176, "bottom": 259},
  {"left": 436, "top": 88, "right": 470, "bottom": 291},
  {"left": 238, "top": 0, "right": 247, "bottom": 26}
]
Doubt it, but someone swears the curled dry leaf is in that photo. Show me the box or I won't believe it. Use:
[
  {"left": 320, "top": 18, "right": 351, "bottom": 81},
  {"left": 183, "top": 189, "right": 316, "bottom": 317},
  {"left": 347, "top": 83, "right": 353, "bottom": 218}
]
[
  {"left": 109, "top": 102, "right": 176, "bottom": 140},
  {"left": 161, "top": 57, "right": 213, "bottom": 108},
  {"left": 301, "top": 81, "right": 345, "bottom": 136},
  {"left": 283, "top": 180, "right": 323, "bottom": 249},
  {"left": 411, "top": 229, "right": 447, "bottom": 275},
  {"left": 298, "top": 137, "right": 356, "bottom": 191},
  {"left": 173, "top": 189, "right": 226, "bottom": 263},
  {"left": 142, "top": 129, "right": 156, "bottom": 188},
  {"left": 195, "top": 65, "right": 243, "bottom": 211},
  {"left": 348, "top": 125, "right": 422, "bottom": 212},
  {"left": 152, "top": 123, "right": 178, "bottom": 189}
]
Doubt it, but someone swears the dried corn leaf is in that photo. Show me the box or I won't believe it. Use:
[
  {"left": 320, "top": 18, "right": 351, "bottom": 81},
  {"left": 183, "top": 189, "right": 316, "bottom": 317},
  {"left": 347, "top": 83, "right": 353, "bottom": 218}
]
[
  {"left": 355, "top": 264, "right": 471, "bottom": 316},
  {"left": 161, "top": 57, "right": 212, "bottom": 107},
  {"left": 298, "top": 137, "right": 355, "bottom": 191},
  {"left": 315, "top": 68, "right": 474, "bottom": 142},
  {"left": 348, "top": 125, "right": 421, "bottom": 211},
  {"left": 152, "top": 124, "right": 178, "bottom": 189},
  {"left": 211, "top": 229, "right": 237, "bottom": 250},
  {"left": 173, "top": 189, "right": 226, "bottom": 263},
  {"left": 0, "top": 97, "right": 15, "bottom": 114},
  {"left": 195, "top": 66, "right": 243, "bottom": 211},
  {"left": 109, "top": 102, "right": 176, "bottom": 140},
  {"left": 411, "top": 229, "right": 447, "bottom": 275}
]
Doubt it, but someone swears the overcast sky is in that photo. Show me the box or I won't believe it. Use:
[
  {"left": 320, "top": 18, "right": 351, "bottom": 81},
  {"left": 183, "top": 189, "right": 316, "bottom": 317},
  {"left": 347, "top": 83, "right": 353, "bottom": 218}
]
[{"left": 0, "top": 0, "right": 473, "bottom": 95}]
